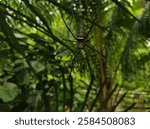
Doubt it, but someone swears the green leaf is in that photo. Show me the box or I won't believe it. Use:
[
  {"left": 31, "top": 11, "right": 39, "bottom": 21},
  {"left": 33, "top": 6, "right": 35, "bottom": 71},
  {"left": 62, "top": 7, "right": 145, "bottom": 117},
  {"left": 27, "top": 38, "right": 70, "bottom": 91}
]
[
  {"left": 0, "top": 82, "right": 19, "bottom": 102},
  {"left": 13, "top": 69, "right": 30, "bottom": 85},
  {"left": 0, "top": 58, "right": 10, "bottom": 70},
  {"left": 31, "top": 61, "right": 45, "bottom": 73}
]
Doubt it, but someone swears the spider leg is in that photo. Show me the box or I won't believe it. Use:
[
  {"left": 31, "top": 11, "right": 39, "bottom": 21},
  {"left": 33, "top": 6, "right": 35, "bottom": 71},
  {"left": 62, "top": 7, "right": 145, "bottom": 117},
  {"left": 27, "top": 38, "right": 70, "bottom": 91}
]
[
  {"left": 62, "top": 39, "right": 76, "bottom": 42},
  {"left": 56, "top": 37, "right": 82, "bottom": 56},
  {"left": 67, "top": 54, "right": 77, "bottom": 111},
  {"left": 84, "top": 15, "right": 97, "bottom": 40},
  {"left": 84, "top": 36, "right": 93, "bottom": 42},
  {"left": 79, "top": 48, "right": 94, "bottom": 111},
  {"left": 61, "top": 13, "right": 77, "bottom": 40},
  {"left": 86, "top": 44, "right": 106, "bottom": 59},
  {"left": 84, "top": 24, "right": 94, "bottom": 40},
  {"left": 55, "top": 43, "right": 77, "bottom": 56},
  {"left": 79, "top": 39, "right": 106, "bottom": 59}
]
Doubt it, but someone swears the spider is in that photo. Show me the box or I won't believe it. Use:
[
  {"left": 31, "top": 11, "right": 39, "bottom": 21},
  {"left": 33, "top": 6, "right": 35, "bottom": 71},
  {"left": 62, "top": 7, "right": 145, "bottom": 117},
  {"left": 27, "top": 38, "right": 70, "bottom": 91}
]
[
  {"left": 57, "top": 13, "right": 107, "bottom": 111},
  {"left": 62, "top": 16, "right": 92, "bottom": 49},
  {"left": 57, "top": 14, "right": 106, "bottom": 60}
]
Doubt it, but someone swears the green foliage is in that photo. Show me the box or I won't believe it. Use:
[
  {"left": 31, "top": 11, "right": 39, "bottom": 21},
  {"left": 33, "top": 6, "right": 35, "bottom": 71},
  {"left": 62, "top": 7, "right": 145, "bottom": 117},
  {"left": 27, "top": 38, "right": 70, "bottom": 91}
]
[
  {"left": 0, "top": 0, "right": 149, "bottom": 111},
  {"left": 31, "top": 61, "right": 45, "bottom": 73},
  {"left": 0, "top": 82, "right": 19, "bottom": 102}
]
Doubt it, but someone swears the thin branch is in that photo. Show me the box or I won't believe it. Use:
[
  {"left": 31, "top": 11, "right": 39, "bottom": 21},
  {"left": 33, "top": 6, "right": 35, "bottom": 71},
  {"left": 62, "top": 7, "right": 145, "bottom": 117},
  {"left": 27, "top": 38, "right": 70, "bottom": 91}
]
[
  {"left": 123, "top": 102, "right": 136, "bottom": 112},
  {"left": 110, "top": 91, "right": 128, "bottom": 111},
  {"left": 89, "top": 80, "right": 107, "bottom": 111},
  {"left": 22, "top": 0, "right": 53, "bottom": 35},
  {"left": 111, "top": 0, "right": 141, "bottom": 22}
]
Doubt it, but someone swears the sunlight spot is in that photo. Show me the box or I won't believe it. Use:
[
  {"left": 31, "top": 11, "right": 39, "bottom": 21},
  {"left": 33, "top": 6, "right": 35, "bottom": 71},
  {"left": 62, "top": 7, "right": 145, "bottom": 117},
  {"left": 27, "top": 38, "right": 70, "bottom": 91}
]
[
  {"left": 18, "top": 0, "right": 21, "bottom": 3},
  {"left": 147, "top": 39, "right": 150, "bottom": 47},
  {"left": 73, "top": 7, "right": 76, "bottom": 10},
  {"left": 35, "top": 16, "right": 40, "bottom": 22},
  {"left": 49, "top": 12, "right": 53, "bottom": 15}
]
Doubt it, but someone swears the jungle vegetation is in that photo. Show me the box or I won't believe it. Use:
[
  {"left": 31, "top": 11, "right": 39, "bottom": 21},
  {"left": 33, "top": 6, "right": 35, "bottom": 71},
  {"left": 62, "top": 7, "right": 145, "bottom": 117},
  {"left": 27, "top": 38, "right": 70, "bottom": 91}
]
[{"left": 0, "top": 0, "right": 150, "bottom": 112}]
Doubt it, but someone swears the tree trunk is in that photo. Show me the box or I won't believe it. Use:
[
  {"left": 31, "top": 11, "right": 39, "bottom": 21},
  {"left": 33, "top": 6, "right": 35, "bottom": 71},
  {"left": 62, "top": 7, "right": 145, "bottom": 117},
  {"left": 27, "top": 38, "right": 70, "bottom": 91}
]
[{"left": 95, "top": 15, "right": 113, "bottom": 112}]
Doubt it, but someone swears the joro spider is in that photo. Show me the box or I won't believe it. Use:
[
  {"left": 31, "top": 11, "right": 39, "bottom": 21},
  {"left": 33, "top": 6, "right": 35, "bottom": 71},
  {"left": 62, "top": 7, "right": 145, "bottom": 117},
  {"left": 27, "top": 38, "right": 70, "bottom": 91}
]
[
  {"left": 57, "top": 14, "right": 106, "bottom": 74},
  {"left": 54, "top": 13, "right": 107, "bottom": 112},
  {"left": 62, "top": 15, "right": 93, "bottom": 50}
]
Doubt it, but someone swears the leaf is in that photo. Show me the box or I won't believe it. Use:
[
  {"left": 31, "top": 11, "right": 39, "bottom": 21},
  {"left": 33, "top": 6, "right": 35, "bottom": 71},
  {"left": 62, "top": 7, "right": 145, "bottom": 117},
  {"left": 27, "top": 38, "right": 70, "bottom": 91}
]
[
  {"left": 0, "top": 82, "right": 19, "bottom": 102},
  {"left": 31, "top": 61, "right": 45, "bottom": 73},
  {"left": 111, "top": 0, "right": 140, "bottom": 22},
  {"left": 13, "top": 69, "right": 30, "bottom": 85},
  {"left": 0, "top": 58, "right": 10, "bottom": 70}
]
